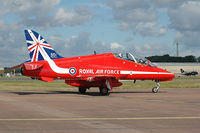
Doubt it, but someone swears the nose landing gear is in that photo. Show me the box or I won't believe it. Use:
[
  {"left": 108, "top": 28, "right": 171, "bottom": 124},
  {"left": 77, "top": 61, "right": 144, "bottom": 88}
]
[{"left": 152, "top": 81, "right": 160, "bottom": 93}]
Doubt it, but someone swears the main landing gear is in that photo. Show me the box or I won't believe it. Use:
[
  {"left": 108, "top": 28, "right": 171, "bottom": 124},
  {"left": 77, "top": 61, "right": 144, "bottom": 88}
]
[
  {"left": 78, "top": 87, "right": 87, "bottom": 94},
  {"left": 152, "top": 81, "right": 160, "bottom": 93},
  {"left": 99, "top": 87, "right": 110, "bottom": 96},
  {"left": 79, "top": 87, "right": 110, "bottom": 96}
]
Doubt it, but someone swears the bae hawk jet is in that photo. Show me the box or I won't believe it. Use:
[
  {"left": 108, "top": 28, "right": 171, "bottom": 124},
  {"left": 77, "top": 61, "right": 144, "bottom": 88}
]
[
  {"left": 180, "top": 69, "right": 198, "bottom": 76},
  {"left": 12, "top": 29, "right": 175, "bottom": 95}
]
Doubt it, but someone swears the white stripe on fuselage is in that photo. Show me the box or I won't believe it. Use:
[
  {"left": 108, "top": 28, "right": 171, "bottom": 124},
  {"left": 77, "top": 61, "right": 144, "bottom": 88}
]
[
  {"left": 37, "top": 44, "right": 69, "bottom": 74},
  {"left": 46, "top": 58, "right": 69, "bottom": 74},
  {"left": 120, "top": 71, "right": 173, "bottom": 75}
]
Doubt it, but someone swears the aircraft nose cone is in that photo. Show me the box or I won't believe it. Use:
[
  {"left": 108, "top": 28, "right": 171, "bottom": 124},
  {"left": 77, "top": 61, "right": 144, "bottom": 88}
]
[
  {"left": 170, "top": 72, "right": 175, "bottom": 78},
  {"left": 165, "top": 70, "right": 175, "bottom": 79},
  {"left": 155, "top": 67, "right": 175, "bottom": 81}
]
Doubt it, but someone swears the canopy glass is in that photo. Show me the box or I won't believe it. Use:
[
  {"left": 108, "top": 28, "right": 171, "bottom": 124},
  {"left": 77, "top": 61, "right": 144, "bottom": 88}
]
[{"left": 113, "top": 53, "right": 156, "bottom": 67}]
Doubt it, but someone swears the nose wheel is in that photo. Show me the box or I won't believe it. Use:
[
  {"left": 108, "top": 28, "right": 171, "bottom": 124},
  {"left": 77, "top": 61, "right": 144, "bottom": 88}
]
[{"left": 152, "top": 81, "right": 160, "bottom": 93}]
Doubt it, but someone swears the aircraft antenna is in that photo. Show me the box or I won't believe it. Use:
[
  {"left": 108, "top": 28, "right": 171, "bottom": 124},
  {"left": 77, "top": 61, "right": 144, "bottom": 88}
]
[{"left": 176, "top": 42, "right": 179, "bottom": 57}]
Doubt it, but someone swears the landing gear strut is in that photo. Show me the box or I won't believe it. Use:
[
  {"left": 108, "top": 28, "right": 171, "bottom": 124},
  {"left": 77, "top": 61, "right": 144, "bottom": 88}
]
[
  {"left": 99, "top": 87, "right": 110, "bottom": 96},
  {"left": 79, "top": 87, "right": 87, "bottom": 94},
  {"left": 152, "top": 81, "right": 160, "bottom": 93}
]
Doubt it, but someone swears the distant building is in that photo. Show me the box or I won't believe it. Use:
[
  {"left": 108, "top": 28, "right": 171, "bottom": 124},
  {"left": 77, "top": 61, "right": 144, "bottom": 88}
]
[{"left": 0, "top": 67, "right": 4, "bottom": 76}]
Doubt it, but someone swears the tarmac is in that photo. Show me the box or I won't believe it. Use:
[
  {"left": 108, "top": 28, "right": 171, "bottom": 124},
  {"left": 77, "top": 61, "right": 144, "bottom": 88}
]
[{"left": 0, "top": 88, "right": 200, "bottom": 133}]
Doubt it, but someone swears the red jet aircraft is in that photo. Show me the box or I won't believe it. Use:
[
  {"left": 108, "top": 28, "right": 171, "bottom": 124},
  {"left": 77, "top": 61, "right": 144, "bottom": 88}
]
[{"left": 15, "top": 29, "right": 175, "bottom": 95}]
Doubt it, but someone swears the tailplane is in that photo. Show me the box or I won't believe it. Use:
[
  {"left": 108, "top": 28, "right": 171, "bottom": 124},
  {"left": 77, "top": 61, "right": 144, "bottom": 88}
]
[{"left": 24, "top": 29, "right": 63, "bottom": 62}]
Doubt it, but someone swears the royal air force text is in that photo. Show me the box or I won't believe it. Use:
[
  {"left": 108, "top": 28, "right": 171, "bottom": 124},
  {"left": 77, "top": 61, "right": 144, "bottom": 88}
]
[{"left": 79, "top": 69, "right": 119, "bottom": 75}]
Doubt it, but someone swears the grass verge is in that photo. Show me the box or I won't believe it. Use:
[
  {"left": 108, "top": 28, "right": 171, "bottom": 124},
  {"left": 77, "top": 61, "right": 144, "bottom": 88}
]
[{"left": 0, "top": 76, "right": 200, "bottom": 91}]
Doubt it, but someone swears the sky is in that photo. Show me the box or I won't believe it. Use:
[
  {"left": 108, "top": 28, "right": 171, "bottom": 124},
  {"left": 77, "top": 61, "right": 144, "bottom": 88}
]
[{"left": 0, "top": 0, "right": 200, "bottom": 66}]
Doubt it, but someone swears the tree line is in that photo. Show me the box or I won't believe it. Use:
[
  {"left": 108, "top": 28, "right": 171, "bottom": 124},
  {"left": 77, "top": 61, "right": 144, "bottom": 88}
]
[{"left": 146, "top": 54, "right": 200, "bottom": 62}]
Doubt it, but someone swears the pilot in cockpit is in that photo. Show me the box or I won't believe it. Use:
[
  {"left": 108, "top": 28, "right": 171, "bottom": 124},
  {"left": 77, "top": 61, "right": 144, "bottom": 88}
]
[{"left": 114, "top": 52, "right": 156, "bottom": 67}]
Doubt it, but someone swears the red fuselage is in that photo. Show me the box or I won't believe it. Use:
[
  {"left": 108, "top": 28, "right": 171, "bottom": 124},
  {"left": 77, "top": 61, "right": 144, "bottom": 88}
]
[{"left": 22, "top": 53, "right": 175, "bottom": 88}]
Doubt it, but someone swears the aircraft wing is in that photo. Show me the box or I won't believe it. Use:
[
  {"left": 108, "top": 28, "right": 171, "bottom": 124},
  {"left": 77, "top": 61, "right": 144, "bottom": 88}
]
[
  {"left": 77, "top": 75, "right": 122, "bottom": 90},
  {"left": 79, "top": 75, "right": 116, "bottom": 82}
]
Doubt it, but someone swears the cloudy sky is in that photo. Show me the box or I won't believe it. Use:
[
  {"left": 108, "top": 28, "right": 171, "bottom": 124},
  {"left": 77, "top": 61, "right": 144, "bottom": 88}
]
[{"left": 0, "top": 0, "right": 200, "bottom": 66}]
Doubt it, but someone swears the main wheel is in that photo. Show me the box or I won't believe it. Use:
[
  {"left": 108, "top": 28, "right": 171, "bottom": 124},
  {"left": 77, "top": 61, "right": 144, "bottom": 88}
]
[
  {"left": 99, "top": 87, "right": 110, "bottom": 96},
  {"left": 152, "top": 87, "right": 158, "bottom": 93},
  {"left": 79, "top": 87, "right": 87, "bottom": 94}
]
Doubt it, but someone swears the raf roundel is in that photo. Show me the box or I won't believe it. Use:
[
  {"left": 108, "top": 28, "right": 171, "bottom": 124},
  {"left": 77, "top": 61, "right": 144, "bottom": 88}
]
[{"left": 69, "top": 67, "right": 77, "bottom": 75}]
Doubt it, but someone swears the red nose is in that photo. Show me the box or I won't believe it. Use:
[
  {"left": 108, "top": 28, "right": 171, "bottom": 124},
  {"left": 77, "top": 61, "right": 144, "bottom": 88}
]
[
  {"left": 170, "top": 73, "right": 175, "bottom": 78},
  {"left": 160, "top": 69, "right": 175, "bottom": 81},
  {"left": 152, "top": 67, "right": 175, "bottom": 81}
]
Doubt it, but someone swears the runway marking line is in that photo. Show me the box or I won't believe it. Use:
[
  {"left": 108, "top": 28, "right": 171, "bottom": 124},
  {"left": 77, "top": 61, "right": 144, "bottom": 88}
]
[{"left": 0, "top": 117, "right": 200, "bottom": 121}]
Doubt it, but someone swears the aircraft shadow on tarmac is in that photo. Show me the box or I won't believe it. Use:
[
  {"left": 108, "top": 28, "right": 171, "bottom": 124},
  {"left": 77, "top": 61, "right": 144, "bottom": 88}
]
[{"left": 11, "top": 90, "right": 165, "bottom": 96}]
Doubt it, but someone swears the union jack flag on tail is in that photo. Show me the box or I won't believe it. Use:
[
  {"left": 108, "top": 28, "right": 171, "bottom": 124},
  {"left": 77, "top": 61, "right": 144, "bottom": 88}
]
[{"left": 24, "top": 29, "right": 63, "bottom": 62}]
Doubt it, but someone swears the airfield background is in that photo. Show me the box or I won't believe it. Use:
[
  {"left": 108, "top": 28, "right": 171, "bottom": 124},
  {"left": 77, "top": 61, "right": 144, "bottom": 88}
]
[
  {"left": 156, "top": 63, "right": 200, "bottom": 75},
  {"left": 0, "top": 66, "right": 4, "bottom": 76}
]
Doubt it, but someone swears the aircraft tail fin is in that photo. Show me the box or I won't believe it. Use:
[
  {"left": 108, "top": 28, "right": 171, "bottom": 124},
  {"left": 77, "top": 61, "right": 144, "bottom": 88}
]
[
  {"left": 180, "top": 68, "right": 184, "bottom": 73},
  {"left": 24, "top": 29, "right": 63, "bottom": 62}
]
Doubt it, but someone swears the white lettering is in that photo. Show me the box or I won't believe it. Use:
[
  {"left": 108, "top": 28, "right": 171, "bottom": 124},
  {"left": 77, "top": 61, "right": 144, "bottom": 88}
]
[
  {"left": 79, "top": 69, "right": 120, "bottom": 75},
  {"left": 79, "top": 69, "right": 94, "bottom": 74}
]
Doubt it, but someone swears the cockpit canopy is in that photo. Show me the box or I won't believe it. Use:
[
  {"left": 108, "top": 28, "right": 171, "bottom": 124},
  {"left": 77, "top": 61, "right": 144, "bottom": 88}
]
[{"left": 113, "top": 53, "right": 156, "bottom": 67}]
